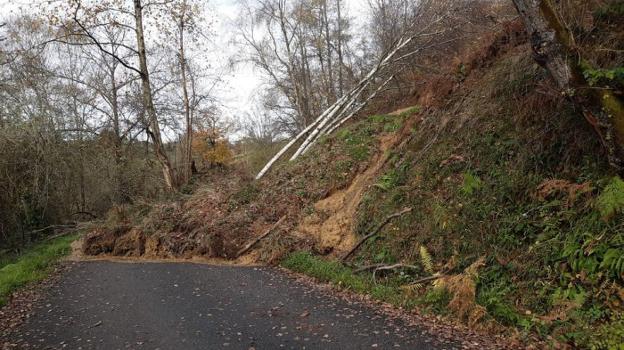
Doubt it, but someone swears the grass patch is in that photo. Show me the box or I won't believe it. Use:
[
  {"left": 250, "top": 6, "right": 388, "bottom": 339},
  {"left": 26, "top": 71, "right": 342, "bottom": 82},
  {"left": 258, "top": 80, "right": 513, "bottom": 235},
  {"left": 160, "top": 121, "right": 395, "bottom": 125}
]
[
  {"left": 282, "top": 251, "right": 445, "bottom": 310},
  {"left": 0, "top": 252, "right": 18, "bottom": 270},
  {"left": 0, "top": 234, "right": 77, "bottom": 306},
  {"left": 367, "top": 109, "right": 415, "bottom": 133},
  {"left": 282, "top": 251, "right": 370, "bottom": 293}
]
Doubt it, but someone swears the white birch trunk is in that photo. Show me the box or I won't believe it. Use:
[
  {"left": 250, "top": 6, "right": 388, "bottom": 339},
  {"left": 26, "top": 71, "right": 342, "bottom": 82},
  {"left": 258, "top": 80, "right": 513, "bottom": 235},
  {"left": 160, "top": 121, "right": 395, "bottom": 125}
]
[
  {"left": 254, "top": 117, "right": 322, "bottom": 180},
  {"left": 324, "top": 75, "right": 395, "bottom": 137},
  {"left": 255, "top": 23, "right": 441, "bottom": 179}
]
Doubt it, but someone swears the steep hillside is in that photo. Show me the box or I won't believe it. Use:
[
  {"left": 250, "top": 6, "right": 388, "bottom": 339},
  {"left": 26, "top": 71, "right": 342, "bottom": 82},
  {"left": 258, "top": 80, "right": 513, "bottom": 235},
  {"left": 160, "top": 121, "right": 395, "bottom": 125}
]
[
  {"left": 81, "top": 22, "right": 623, "bottom": 348},
  {"left": 345, "top": 47, "right": 623, "bottom": 348}
]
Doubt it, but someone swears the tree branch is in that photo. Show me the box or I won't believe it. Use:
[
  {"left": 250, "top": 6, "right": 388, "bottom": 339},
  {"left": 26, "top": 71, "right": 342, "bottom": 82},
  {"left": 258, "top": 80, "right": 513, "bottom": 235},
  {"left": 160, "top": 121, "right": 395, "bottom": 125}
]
[
  {"left": 341, "top": 207, "right": 412, "bottom": 262},
  {"left": 236, "top": 215, "right": 287, "bottom": 257}
]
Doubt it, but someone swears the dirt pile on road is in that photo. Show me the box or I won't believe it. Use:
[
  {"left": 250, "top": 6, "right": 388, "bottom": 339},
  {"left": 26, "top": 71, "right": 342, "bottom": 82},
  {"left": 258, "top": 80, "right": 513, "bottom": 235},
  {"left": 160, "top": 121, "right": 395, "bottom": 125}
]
[
  {"left": 81, "top": 18, "right": 527, "bottom": 264},
  {"left": 80, "top": 108, "right": 420, "bottom": 263}
]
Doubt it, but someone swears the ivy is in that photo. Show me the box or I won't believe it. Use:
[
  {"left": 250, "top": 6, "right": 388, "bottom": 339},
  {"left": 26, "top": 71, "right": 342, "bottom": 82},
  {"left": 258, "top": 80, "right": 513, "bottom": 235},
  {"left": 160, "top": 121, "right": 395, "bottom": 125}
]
[{"left": 583, "top": 67, "right": 624, "bottom": 87}]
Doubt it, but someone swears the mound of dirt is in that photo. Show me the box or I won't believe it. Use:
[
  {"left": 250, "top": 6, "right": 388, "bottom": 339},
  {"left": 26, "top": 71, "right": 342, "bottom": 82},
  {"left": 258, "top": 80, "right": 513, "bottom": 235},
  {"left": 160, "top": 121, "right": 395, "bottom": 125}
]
[
  {"left": 80, "top": 19, "right": 530, "bottom": 265},
  {"left": 297, "top": 115, "right": 419, "bottom": 255},
  {"left": 82, "top": 225, "right": 131, "bottom": 256},
  {"left": 112, "top": 228, "right": 145, "bottom": 256}
]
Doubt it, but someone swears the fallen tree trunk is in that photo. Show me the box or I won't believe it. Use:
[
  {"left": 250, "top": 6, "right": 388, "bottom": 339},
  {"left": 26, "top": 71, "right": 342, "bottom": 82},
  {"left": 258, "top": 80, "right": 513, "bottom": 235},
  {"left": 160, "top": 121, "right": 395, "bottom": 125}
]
[
  {"left": 354, "top": 262, "right": 418, "bottom": 274},
  {"left": 323, "top": 75, "right": 395, "bottom": 138},
  {"left": 254, "top": 16, "right": 451, "bottom": 180},
  {"left": 341, "top": 207, "right": 412, "bottom": 262},
  {"left": 255, "top": 119, "right": 322, "bottom": 180},
  {"left": 289, "top": 37, "right": 419, "bottom": 162},
  {"left": 236, "top": 216, "right": 287, "bottom": 257},
  {"left": 405, "top": 273, "right": 444, "bottom": 286}
]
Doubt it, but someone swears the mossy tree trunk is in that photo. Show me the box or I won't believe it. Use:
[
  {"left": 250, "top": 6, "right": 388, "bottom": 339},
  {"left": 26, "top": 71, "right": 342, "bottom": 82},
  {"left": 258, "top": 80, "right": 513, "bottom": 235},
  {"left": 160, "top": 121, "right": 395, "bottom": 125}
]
[{"left": 513, "top": 0, "right": 624, "bottom": 173}]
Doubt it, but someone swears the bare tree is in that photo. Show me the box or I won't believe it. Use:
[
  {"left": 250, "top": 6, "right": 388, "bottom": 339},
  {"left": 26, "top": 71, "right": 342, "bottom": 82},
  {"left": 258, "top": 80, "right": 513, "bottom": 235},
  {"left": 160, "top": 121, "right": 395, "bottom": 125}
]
[
  {"left": 367, "top": 0, "right": 414, "bottom": 55},
  {"left": 237, "top": 0, "right": 353, "bottom": 136},
  {"left": 50, "top": 24, "right": 144, "bottom": 204},
  {"left": 161, "top": 0, "right": 213, "bottom": 184},
  {"left": 175, "top": 0, "right": 194, "bottom": 183},
  {"left": 255, "top": 0, "right": 472, "bottom": 179},
  {"left": 51, "top": 0, "right": 178, "bottom": 190}
]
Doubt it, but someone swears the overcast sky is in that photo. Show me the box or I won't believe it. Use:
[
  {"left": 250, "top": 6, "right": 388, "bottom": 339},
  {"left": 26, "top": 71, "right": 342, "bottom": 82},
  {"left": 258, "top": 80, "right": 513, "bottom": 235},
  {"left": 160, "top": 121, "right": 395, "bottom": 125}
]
[
  {"left": 207, "top": 0, "right": 369, "bottom": 123},
  {"left": 0, "top": 0, "right": 370, "bottom": 133}
]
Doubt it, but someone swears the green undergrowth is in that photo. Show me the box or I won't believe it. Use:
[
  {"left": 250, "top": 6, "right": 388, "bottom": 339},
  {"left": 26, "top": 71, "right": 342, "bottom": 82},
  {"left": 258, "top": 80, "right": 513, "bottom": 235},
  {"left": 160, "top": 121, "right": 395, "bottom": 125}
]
[
  {"left": 231, "top": 106, "right": 419, "bottom": 208},
  {"left": 228, "top": 106, "right": 417, "bottom": 230},
  {"left": 282, "top": 251, "right": 449, "bottom": 312},
  {"left": 0, "top": 234, "right": 77, "bottom": 306},
  {"left": 344, "top": 52, "right": 624, "bottom": 348}
]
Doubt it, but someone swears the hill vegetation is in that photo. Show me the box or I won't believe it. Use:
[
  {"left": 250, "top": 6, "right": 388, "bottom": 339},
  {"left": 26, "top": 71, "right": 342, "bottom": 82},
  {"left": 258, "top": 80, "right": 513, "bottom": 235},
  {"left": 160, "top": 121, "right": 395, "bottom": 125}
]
[
  {"left": 81, "top": 17, "right": 623, "bottom": 349},
  {"left": 1, "top": 0, "right": 623, "bottom": 348}
]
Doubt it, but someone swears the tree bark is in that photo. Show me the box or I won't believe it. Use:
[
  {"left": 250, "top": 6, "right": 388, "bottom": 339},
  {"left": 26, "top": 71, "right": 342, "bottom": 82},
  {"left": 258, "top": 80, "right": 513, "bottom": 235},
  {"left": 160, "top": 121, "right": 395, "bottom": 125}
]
[
  {"left": 133, "top": 0, "right": 177, "bottom": 191},
  {"left": 178, "top": 3, "right": 193, "bottom": 185},
  {"left": 513, "top": 0, "right": 624, "bottom": 172},
  {"left": 276, "top": 1, "right": 307, "bottom": 128},
  {"left": 236, "top": 215, "right": 287, "bottom": 257},
  {"left": 256, "top": 32, "right": 419, "bottom": 179},
  {"left": 109, "top": 64, "right": 126, "bottom": 203},
  {"left": 336, "top": 0, "right": 344, "bottom": 96},
  {"left": 322, "top": 0, "right": 335, "bottom": 102},
  {"left": 341, "top": 207, "right": 412, "bottom": 262}
]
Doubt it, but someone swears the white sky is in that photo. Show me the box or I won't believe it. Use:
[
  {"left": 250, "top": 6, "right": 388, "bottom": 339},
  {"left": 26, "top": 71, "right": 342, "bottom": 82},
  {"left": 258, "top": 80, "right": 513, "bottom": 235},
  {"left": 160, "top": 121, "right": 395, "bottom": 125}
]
[
  {"left": 1, "top": 0, "right": 371, "bottom": 134},
  {"left": 207, "top": 0, "right": 260, "bottom": 121}
]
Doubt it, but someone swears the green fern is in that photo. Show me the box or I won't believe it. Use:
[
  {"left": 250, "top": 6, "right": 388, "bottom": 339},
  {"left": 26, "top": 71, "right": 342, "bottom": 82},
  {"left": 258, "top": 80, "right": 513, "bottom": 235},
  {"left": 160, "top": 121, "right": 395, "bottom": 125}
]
[
  {"left": 596, "top": 177, "right": 624, "bottom": 220},
  {"left": 600, "top": 248, "right": 624, "bottom": 278},
  {"left": 460, "top": 171, "right": 482, "bottom": 195},
  {"left": 420, "top": 245, "right": 434, "bottom": 274},
  {"left": 401, "top": 283, "right": 424, "bottom": 296}
]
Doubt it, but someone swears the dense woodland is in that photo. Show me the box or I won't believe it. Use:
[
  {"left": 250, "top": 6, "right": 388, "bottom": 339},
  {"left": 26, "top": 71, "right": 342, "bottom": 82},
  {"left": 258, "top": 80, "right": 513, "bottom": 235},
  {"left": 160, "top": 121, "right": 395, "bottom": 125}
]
[{"left": 1, "top": 0, "right": 624, "bottom": 348}]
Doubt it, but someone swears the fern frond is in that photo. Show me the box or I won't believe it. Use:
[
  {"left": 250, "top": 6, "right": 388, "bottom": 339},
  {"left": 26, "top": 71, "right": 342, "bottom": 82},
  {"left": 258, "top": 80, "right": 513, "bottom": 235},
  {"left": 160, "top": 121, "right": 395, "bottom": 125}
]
[
  {"left": 600, "top": 248, "right": 624, "bottom": 277},
  {"left": 596, "top": 177, "right": 624, "bottom": 219},
  {"left": 400, "top": 283, "right": 424, "bottom": 297},
  {"left": 432, "top": 277, "right": 446, "bottom": 290},
  {"left": 420, "top": 245, "right": 434, "bottom": 274}
]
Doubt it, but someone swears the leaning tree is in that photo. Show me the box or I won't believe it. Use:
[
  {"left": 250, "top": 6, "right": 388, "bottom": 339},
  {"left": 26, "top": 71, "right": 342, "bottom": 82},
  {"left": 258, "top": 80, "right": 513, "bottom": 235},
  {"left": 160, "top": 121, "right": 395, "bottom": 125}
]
[{"left": 255, "top": 0, "right": 471, "bottom": 179}]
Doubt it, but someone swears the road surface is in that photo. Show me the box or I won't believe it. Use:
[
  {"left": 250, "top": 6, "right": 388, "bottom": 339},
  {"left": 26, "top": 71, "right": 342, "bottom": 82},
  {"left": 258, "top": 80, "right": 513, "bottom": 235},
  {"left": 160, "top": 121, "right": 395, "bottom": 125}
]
[{"left": 7, "top": 261, "right": 459, "bottom": 349}]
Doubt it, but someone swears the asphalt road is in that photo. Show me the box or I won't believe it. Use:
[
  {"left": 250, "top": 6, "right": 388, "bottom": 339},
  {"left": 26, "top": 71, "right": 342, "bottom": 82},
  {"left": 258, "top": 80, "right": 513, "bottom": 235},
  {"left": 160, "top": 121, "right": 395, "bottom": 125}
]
[{"left": 7, "top": 261, "right": 456, "bottom": 350}]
